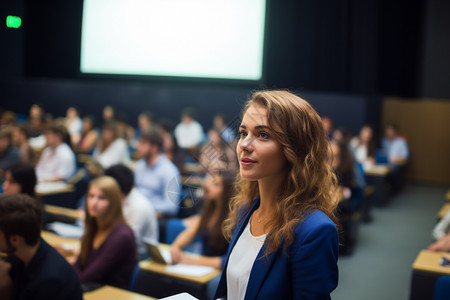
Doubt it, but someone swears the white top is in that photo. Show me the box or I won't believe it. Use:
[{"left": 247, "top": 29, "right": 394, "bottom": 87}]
[
  {"left": 66, "top": 117, "right": 82, "bottom": 135},
  {"left": 123, "top": 188, "right": 159, "bottom": 259},
  {"left": 174, "top": 121, "right": 204, "bottom": 149},
  {"left": 350, "top": 138, "right": 368, "bottom": 163},
  {"left": 35, "top": 143, "right": 76, "bottom": 182},
  {"left": 226, "top": 217, "right": 266, "bottom": 300},
  {"left": 93, "top": 138, "right": 130, "bottom": 168},
  {"left": 433, "top": 208, "right": 450, "bottom": 240}
]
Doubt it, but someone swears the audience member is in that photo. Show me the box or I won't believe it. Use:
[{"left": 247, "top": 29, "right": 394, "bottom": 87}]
[
  {"left": 382, "top": 123, "right": 409, "bottom": 165},
  {"left": 0, "top": 129, "right": 21, "bottom": 176},
  {"left": 350, "top": 125, "right": 376, "bottom": 168},
  {"left": 213, "top": 114, "right": 236, "bottom": 145},
  {"left": 137, "top": 111, "right": 156, "bottom": 135},
  {"left": 104, "top": 164, "right": 158, "bottom": 260},
  {"left": 157, "top": 118, "right": 184, "bottom": 173},
  {"left": 171, "top": 171, "right": 234, "bottom": 268},
  {"left": 0, "top": 111, "right": 17, "bottom": 127},
  {"left": 330, "top": 139, "right": 356, "bottom": 201},
  {"left": 92, "top": 121, "right": 130, "bottom": 169},
  {"left": 2, "top": 163, "right": 37, "bottom": 197},
  {"left": 134, "top": 132, "right": 181, "bottom": 217},
  {"left": 35, "top": 125, "right": 76, "bottom": 182},
  {"left": 174, "top": 108, "right": 204, "bottom": 150},
  {"left": 0, "top": 194, "right": 83, "bottom": 300},
  {"left": 75, "top": 115, "right": 99, "bottom": 154},
  {"left": 27, "top": 115, "right": 46, "bottom": 149},
  {"left": 116, "top": 112, "right": 135, "bottom": 145},
  {"left": 74, "top": 176, "right": 136, "bottom": 290},
  {"left": 12, "top": 125, "right": 34, "bottom": 165},
  {"left": 429, "top": 209, "right": 450, "bottom": 252},
  {"left": 102, "top": 105, "right": 115, "bottom": 123},
  {"left": 322, "top": 116, "right": 334, "bottom": 140},
  {"left": 199, "top": 129, "right": 237, "bottom": 174},
  {"left": 65, "top": 107, "right": 83, "bottom": 146}
]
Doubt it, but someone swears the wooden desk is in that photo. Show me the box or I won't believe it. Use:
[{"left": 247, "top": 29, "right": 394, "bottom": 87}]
[
  {"left": 35, "top": 181, "right": 75, "bottom": 197},
  {"left": 45, "top": 204, "right": 83, "bottom": 220},
  {"left": 364, "top": 164, "right": 392, "bottom": 207},
  {"left": 41, "top": 231, "right": 80, "bottom": 247},
  {"left": 446, "top": 189, "right": 450, "bottom": 202},
  {"left": 437, "top": 203, "right": 450, "bottom": 220},
  {"left": 136, "top": 245, "right": 221, "bottom": 300},
  {"left": 410, "top": 250, "right": 450, "bottom": 300},
  {"left": 84, "top": 285, "right": 156, "bottom": 300}
]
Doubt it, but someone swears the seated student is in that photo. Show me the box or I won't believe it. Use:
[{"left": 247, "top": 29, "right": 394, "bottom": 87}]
[
  {"left": 157, "top": 118, "right": 185, "bottom": 174},
  {"left": 429, "top": 209, "right": 450, "bottom": 252},
  {"left": 174, "top": 107, "right": 205, "bottom": 151},
  {"left": 12, "top": 125, "right": 35, "bottom": 166},
  {"left": 350, "top": 125, "right": 376, "bottom": 168},
  {"left": 0, "top": 194, "right": 83, "bottom": 300},
  {"left": 104, "top": 164, "right": 158, "bottom": 260},
  {"left": 170, "top": 170, "right": 234, "bottom": 268},
  {"left": 34, "top": 125, "right": 76, "bottom": 182},
  {"left": 0, "top": 128, "right": 21, "bottom": 176},
  {"left": 198, "top": 129, "right": 238, "bottom": 174},
  {"left": 92, "top": 121, "right": 130, "bottom": 169},
  {"left": 74, "top": 176, "right": 136, "bottom": 290},
  {"left": 382, "top": 123, "right": 409, "bottom": 165},
  {"left": 134, "top": 132, "right": 181, "bottom": 217},
  {"left": 65, "top": 107, "right": 83, "bottom": 146},
  {"left": 3, "top": 162, "right": 37, "bottom": 197},
  {"left": 213, "top": 114, "right": 236, "bottom": 145},
  {"left": 75, "top": 115, "right": 98, "bottom": 154}
]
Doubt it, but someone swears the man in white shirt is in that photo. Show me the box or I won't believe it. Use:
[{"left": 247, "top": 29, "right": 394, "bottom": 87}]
[
  {"left": 105, "top": 164, "right": 158, "bottom": 260},
  {"left": 35, "top": 125, "right": 76, "bottom": 182},
  {"left": 382, "top": 123, "right": 410, "bottom": 165},
  {"left": 174, "top": 108, "right": 204, "bottom": 150}
]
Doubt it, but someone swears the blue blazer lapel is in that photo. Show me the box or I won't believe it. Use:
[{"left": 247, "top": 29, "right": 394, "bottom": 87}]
[{"left": 244, "top": 244, "right": 279, "bottom": 300}]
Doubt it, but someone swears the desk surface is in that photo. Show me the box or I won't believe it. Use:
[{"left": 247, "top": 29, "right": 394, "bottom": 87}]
[
  {"left": 446, "top": 189, "right": 450, "bottom": 201},
  {"left": 84, "top": 286, "right": 156, "bottom": 300},
  {"left": 438, "top": 203, "right": 450, "bottom": 219},
  {"left": 413, "top": 250, "right": 450, "bottom": 275},
  {"left": 45, "top": 204, "right": 83, "bottom": 220},
  {"left": 364, "top": 164, "right": 392, "bottom": 177},
  {"left": 139, "top": 244, "right": 221, "bottom": 284},
  {"left": 35, "top": 181, "right": 75, "bottom": 197}
]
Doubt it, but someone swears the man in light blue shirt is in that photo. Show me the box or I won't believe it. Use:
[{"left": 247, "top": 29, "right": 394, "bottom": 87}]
[
  {"left": 134, "top": 132, "right": 181, "bottom": 217},
  {"left": 382, "top": 123, "right": 410, "bottom": 165}
]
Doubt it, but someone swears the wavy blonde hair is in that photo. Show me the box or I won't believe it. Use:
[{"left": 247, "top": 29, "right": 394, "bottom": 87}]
[{"left": 223, "top": 90, "right": 339, "bottom": 256}]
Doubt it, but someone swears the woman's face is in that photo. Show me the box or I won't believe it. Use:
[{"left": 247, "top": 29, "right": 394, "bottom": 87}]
[
  {"left": 87, "top": 185, "right": 110, "bottom": 219},
  {"left": 237, "top": 104, "right": 287, "bottom": 182},
  {"left": 202, "top": 174, "right": 224, "bottom": 201},
  {"left": 2, "top": 171, "right": 21, "bottom": 194},
  {"left": 102, "top": 128, "right": 115, "bottom": 142},
  {"left": 360, "top": 126, "right": 372, "bottom": 143}
]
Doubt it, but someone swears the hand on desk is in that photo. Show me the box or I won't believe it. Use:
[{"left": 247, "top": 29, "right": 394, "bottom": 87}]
[{"left": 428, "top": 234, "right": 450, "bottom": 252}]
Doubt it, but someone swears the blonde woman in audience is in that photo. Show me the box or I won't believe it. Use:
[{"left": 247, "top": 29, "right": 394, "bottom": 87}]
[
  {"left": 74, "top": 176, "right": 137, "bottom": 290},
  {"left": 92, "top": 121, "right": 130, "bottom": 169}
]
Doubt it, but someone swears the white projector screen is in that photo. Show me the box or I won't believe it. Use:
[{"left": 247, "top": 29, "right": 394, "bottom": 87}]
[{"left": 80, "top": 0, "right": 266, "bottom": 80}]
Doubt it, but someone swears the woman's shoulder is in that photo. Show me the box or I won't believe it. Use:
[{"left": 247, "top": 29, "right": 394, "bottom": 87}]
[
  {"left": 110, "top": 222, "right": 135, "bottom": 242},
  {"left": 294, "top": 210, "right": 337, "bottom": 236}
]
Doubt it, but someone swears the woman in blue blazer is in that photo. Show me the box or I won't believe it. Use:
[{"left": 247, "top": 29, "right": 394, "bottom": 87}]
[{"left": 215, "top": 90, "right": 339, "bottom": 299}]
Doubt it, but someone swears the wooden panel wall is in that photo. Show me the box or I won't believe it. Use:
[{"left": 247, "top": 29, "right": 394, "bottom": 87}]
[{"left": 382, "top": 98, "right": 450, "bottom": 184}]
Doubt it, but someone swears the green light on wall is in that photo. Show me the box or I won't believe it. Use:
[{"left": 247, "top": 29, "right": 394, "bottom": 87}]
[{"left": 6, "top": 15, "right": 22, "bottom": 29}]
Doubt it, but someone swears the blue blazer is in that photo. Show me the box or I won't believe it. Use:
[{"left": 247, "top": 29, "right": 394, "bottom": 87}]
[{"left": 215, "top": 197, "right": 339, "bottom": 300}]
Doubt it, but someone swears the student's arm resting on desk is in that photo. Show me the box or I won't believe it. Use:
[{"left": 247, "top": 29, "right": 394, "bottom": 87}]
[
  {"left": 290, "top": 219, "right": 339, "bottom": 299},
  {"left": 171, "top": 216, "right": 200, "bottom": 264},
  {"left": 74, "top": 228, "right": 135, "bottom": 284}
]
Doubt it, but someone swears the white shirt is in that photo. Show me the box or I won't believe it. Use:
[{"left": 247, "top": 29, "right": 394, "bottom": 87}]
[
  {"left": 226, "top": 217, "right": 266, "bottom": 300},
  {"left": 123, "top": 188, "right": 159, "bottom": 259},
  {"left": 35, "top": 143, "right": 76, "bottom": 182},
  {"left": 93, "top": 138, "right": 130, "bottom": 168},
  {"left": 174, "top": 121, "right": 204, "bottom": 149}
]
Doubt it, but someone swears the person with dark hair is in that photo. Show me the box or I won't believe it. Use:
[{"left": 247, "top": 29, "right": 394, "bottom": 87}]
[
  {"left": 382, "top": 123, "right": 409, "bottom": 165},
  {"left": 171, "top": 170, "right": 235, "bottom": 267},
  {"left": 3, "top": 163, "right": 37, "bottom": 197},
  {"left": 213, "top": 114, "right": 235, "bottom": 145},
  {"left": 350, "top": 125, "right": 376, "bottom": 168},
  {"left": 215, "top": 91, "right": 339, "bottom": 299},
  {"left": 199, "top": 128, "right": 237, "bottom": 174},
  {"left": 74, "top": 176, "right": 136, "bottom": 290},
  {"left": 104, "top": 164, "right": 158, "bottom": 260},
  {"left": 12, "top": 125, "right": 34, "bottom": 165},
  {"left": 157, "top": 118, "right": 185, "bottom": 173},
  {"left": 134, "top": 132, "right": 181, "bottom": 217},
  {"left": 35, "top": 125, "right": 76, "bottom": 182},
  {"left": 174, "top": 107, "right": 205, "bottom": 150},
  {"left": 75, "top": 115, "right": 98, "bottom": 154},
  {"left": 65, "top": 107, "right": 83, "bottom": 146},
  {"left": 0, "top": 194, "right": 83, "bottom": 300},
  {"left": 0, "top": 128, "right": 21, "bottom": 176}
]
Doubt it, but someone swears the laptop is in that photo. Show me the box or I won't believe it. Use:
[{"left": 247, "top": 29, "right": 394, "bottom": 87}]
[{"left": 144, "top": 242, "right": 172, "bottom": 265}]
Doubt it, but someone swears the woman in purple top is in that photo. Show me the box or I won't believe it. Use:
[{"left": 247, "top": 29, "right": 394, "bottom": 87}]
[{"left": 74, "top": 176, "right": 137, "bottom": 290}]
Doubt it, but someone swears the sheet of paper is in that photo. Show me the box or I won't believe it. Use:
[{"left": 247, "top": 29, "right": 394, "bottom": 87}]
[
  {"left": 35, "top": 181, "right": 71, "bottom": 193},
  {"left": 159, "top": 292, "right": 198, "bottom": 300},
  {"left": 165, "top": 264, "right": 215, "bottom": 277},
  {"left": 46, "top": 222, "right": 84, "bottom": 239}
]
